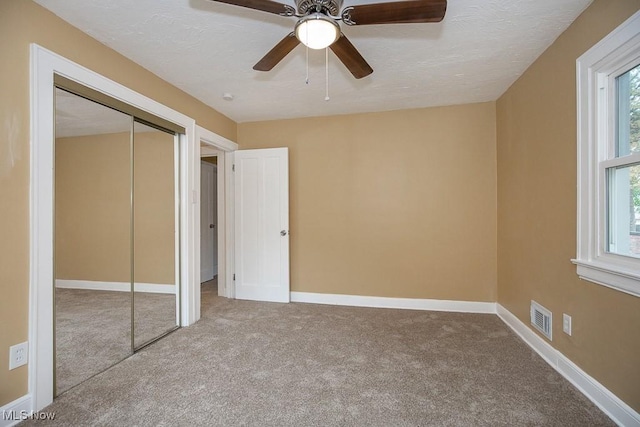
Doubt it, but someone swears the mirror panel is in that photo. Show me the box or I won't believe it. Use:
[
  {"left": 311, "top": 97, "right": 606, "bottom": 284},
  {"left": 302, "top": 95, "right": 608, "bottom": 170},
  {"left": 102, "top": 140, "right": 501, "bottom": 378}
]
[
  {"left": 133, "top": 121, "right": 179, "bottom": 349},
  {"left": 54, "top": 88, "right": 133, "bottom": 394}
]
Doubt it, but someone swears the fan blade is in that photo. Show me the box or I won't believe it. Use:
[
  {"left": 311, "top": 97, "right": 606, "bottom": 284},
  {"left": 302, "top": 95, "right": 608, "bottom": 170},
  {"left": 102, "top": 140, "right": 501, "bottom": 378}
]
[
  {"left": 209, "top": 0, "right": 295, "bottom": 16},
  {"left": 330, "top": 34, "right": 373, "bottom": 79},
  {"left": 342, "top": 0, "right": 446, "bottom": 25},
  {"left": 253, "top": 33, "right": 300, "bottom": 71}
]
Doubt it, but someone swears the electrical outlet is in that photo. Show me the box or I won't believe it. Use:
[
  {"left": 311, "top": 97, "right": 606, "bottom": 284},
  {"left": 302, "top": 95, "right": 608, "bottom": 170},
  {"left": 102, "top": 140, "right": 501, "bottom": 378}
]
[
  {"left": 9, "top": 342, "right": 28, "bottom": 370},
  {"left": 562, "top": 314, "right": 572, "bottom": 336}
]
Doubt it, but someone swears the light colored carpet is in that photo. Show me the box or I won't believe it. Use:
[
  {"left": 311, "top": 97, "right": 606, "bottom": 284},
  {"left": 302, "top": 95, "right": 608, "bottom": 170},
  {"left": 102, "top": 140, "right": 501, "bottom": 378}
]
[
  {"left": 55, "top": 288, "right": 177, "bottom": 394},
  {"left": 31, "top": 282, "right": 613, "bottom": 426}
]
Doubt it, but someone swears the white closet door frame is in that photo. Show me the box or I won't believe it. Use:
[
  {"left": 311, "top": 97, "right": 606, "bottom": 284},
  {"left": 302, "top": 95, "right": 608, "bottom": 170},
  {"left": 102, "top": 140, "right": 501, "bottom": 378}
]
[{"left": 29, "top": 44, "right": 230, "bottom": 412}]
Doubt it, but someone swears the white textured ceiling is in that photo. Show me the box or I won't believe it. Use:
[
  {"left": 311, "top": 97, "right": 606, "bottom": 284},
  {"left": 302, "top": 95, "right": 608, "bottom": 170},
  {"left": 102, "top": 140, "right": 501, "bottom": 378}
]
[{"left": 36, "top": 0, "right": 593, "bottom": 123}]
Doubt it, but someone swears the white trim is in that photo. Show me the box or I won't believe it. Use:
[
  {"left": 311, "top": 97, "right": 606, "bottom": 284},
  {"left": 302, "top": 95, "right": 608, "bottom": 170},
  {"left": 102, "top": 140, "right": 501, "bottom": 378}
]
[
  {"left": 30, "top": 44, "right": 197, "bottom": 412},
  {"left": 497, "top": 304, "right": 640, "bottom": 427},
  {"left": 54, "top": 280, "right": 177, "bottom": 294},
  {"left": 574, "top": 260, "right": 640, "bottom": 297},
  {"left": 600, "top": 152, "right": 640, "bottom": 169},
  {"left": 0, "top": 395, "right": 33, "bottom": 427},
  {"left": 290, "top": 292, "right": 497, "bottom": 313},
  {"left": 174, "top": 134, "right": 181, "bottom": 326},
  {"left": 198, "top": 129, "right": 237, "bottom": 152},
  {"left": 211, "top": 159, "right": 221, "bottom": 283},
  {"left": 574, "top": 10, "right": 640, "bottom": 295},
  {"left": 225, "top": 151, "right": 235, "bottom": 299},
  {"left": 179, "top": 126, "right": 198, "bottom": 328}
]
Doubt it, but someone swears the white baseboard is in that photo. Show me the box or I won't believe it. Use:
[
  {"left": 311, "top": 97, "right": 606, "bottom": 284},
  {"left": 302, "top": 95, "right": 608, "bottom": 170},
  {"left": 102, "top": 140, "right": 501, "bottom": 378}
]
[
  {"left": 0, "top": 395, "right": 32, "bottom": 427},
  {"left": 497, "top": 304, "right": 640, "bottom": 427},
  {"left": 290, "top": 292, "right": 496, "bottom": 313},
  {"left": 55, "top": 280, "right": 176, "bottom": 294}
]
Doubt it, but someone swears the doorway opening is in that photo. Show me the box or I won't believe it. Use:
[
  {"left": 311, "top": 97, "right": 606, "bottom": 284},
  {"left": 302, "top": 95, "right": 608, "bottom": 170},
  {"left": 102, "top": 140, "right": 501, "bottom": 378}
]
[
  {"left": 200, "top": 154, "right": 220, "bottom": 308},
  {"left": 197, "top": 127, "right": 238, "bottom": 320}
]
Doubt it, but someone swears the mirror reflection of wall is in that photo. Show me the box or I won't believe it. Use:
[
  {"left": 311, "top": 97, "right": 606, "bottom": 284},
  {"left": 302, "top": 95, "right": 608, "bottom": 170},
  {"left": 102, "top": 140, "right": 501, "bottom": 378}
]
[
  {"left": 54, "top": 87, "right": 180, "bottom": 396},
  {"left": 133, "top": 121, "right": 179, "bottom": 348}
]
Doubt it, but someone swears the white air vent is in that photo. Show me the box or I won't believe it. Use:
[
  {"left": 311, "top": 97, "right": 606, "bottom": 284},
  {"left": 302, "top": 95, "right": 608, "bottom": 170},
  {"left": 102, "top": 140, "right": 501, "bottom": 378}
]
[{"left": 530, "top": 300, "right": 552, "bottom": 341}]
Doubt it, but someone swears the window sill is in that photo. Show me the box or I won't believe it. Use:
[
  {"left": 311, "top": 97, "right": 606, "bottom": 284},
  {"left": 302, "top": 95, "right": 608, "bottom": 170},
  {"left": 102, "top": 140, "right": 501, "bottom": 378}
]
[{"left": 572, "top": 259, "right": 640, "bottom": 297}]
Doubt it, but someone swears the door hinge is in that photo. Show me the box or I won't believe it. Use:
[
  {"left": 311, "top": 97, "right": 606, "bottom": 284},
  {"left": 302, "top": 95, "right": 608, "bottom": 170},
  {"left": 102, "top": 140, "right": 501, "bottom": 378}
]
[
  {"left": 233, "top": 274, "right": 236, "bottom": 281},
  {"left": 232, "top": 164, "right": 235, "bottom": 172}
]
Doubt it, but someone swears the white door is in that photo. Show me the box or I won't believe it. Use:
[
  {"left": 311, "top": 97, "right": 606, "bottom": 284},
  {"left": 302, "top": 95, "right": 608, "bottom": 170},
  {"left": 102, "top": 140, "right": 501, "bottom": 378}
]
[
  {"left": 234, "top": 148, "right": 290, "bottom": 302},
  {"left": 200, "top": 161, "right": 217, "bottom": 282}
]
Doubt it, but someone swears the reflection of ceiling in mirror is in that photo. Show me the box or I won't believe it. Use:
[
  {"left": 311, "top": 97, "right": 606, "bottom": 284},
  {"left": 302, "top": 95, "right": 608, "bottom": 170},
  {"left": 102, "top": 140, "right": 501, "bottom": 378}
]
[
  {"left": 55, "top": 89, "right": 162, "bottom": 138},
  {"left": 55, "top": 89, "right": 130, "bottom": 138}
]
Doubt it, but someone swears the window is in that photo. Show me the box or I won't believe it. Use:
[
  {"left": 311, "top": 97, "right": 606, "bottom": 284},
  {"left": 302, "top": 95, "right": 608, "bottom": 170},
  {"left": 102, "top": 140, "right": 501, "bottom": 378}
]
[
  {"left": 574, "top": 11, "right": 640, "bottom": 297},
  {"left": 607, "top": 64, "right": 640, "bottom": 259}
]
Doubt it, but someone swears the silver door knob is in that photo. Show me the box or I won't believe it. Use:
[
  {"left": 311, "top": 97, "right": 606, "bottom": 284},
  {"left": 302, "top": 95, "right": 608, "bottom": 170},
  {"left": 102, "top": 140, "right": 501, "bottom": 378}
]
[{"left": 280, "top": 230, "right": 287, "bottom": 236}]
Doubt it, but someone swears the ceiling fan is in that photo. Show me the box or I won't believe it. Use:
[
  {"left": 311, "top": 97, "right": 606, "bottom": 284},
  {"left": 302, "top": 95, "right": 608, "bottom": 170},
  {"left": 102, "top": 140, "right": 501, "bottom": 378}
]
[{"left": 209, "top": 0, "right": 447, "bottom": 79}]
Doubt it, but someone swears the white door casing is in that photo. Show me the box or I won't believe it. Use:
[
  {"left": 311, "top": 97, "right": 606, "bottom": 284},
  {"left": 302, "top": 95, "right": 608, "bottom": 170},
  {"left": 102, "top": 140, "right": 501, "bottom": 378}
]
[
  {"left": 200, "top": 161, "right": 217, "bottom": 282},
  {"left": 234, "top": 148, "right": 290, "bottom": 303}
]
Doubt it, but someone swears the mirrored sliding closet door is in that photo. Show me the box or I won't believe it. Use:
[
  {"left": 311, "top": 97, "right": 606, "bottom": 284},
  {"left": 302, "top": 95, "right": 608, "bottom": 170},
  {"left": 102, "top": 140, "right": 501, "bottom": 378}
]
[
  {"left": 54, "top": 87, "right": 180, "bottom": 396},
  {"left": 132, "top": 121, "right": 179, "bottom": 349}
]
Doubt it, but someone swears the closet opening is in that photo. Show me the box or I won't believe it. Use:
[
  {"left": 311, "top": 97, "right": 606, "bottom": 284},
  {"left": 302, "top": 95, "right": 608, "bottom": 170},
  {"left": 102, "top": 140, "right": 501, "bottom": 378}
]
[{"left": 53, "top": 82, "right": 182, "bottom": 396}]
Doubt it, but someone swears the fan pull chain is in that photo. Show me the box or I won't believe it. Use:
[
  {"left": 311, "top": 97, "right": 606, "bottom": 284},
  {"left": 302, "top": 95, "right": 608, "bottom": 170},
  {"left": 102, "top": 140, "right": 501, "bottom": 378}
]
[
  {"left": 305, "top": 25, "right": 309, "bottom": 85},
  {"left": 325, "top": 47, "right": 330, "bottom": 101}
]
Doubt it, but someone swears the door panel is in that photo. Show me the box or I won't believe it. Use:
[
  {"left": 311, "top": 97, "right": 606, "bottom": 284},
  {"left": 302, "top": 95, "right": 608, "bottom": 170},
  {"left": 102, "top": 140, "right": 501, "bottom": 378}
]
[
  {"left": 234, "top": 148, "right": 289, "bottom": 302},
  {"left": 54, "top": 88, "right": 133, "bottom": 395},
  {"left": 132, "top": 121, "right": 179, "bottom": 349}
]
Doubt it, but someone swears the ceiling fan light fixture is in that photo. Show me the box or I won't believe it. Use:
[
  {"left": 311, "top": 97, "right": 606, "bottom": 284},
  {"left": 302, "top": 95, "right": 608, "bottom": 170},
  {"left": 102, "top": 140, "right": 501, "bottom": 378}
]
[{"left": 295, "top": 13, "right": 340, "bottom": 50}]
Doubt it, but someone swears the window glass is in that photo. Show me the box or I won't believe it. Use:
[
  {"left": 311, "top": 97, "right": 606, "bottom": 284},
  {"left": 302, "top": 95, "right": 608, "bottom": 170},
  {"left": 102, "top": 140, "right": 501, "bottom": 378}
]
[
  {"left": 616, "top": 64, "right": 640, "bottom": 157},
  {"left": 608, "top": 63, "right": 640, "bottom": 259},
  {"left": 607, "top": 163, "right": 640, "bottom": 258}
]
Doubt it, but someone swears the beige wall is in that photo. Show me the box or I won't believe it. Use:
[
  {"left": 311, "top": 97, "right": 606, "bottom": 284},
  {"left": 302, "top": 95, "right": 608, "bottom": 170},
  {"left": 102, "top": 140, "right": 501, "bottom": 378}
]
[
  {"left": 497, "top": 0, "right": 640, "bottom": 412},
  {"left": 238, "top": 103, "right": 497, "bottom": 302},
  {"left": 55, "top": 131, "right": 176, "bottom": 285},
  {"left": 0, "top": 0, "right": 235, "bottom": 406}
]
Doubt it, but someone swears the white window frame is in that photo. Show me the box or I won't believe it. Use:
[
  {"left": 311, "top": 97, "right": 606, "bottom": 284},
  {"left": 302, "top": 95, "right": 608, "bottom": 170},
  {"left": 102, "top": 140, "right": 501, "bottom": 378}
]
[{"left": 573, "top": 11, "right": 640, "bottom": 297}]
